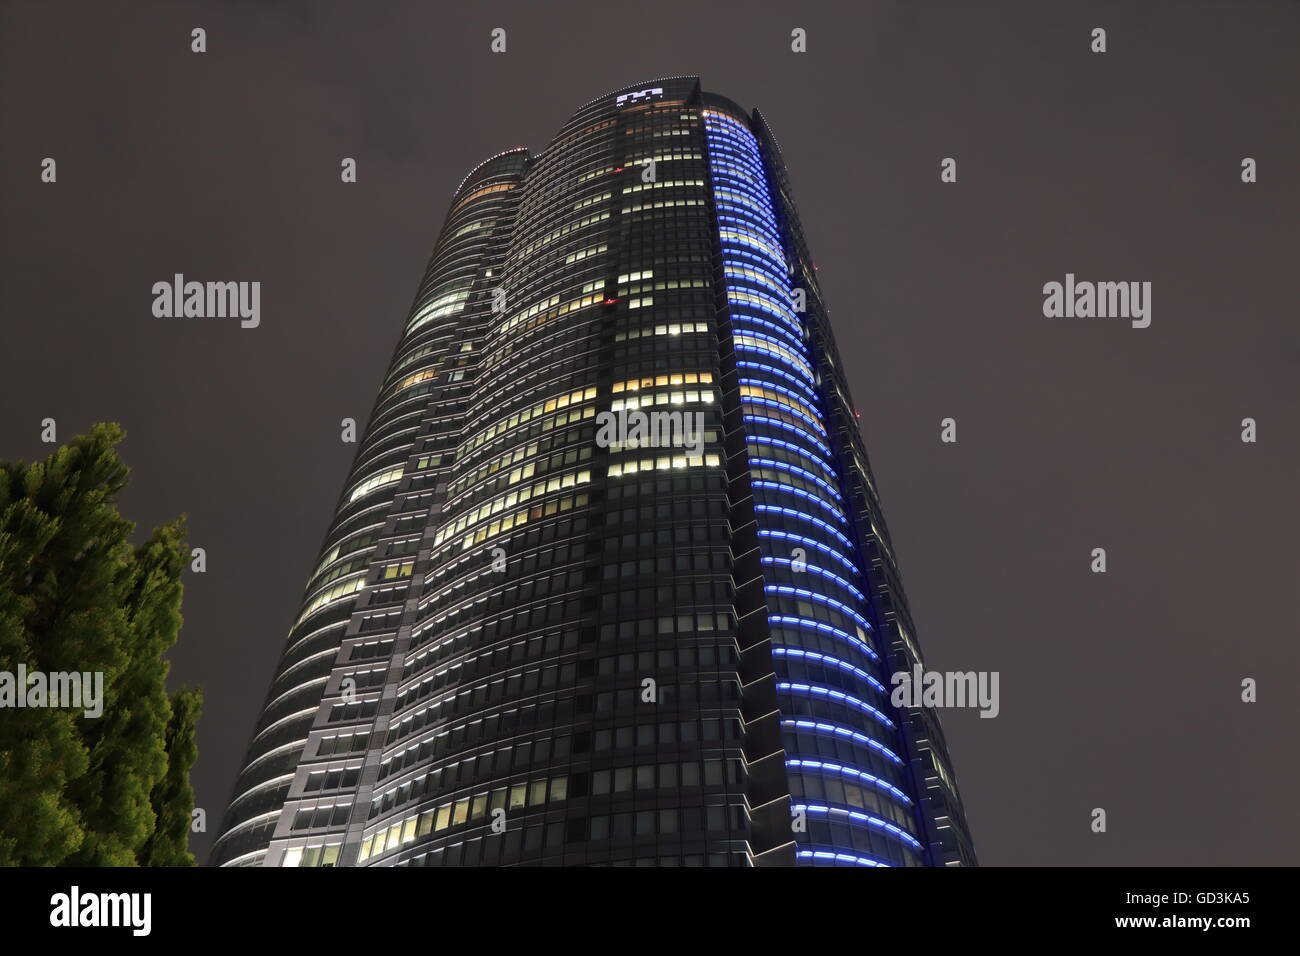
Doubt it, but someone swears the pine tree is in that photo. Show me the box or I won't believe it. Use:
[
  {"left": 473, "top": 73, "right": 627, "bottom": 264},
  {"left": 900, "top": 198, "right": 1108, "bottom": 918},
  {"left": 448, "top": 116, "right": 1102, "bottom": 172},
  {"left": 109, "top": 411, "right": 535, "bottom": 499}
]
[{"left": 0, "top": 423, "right": 201, "bottom": 866}]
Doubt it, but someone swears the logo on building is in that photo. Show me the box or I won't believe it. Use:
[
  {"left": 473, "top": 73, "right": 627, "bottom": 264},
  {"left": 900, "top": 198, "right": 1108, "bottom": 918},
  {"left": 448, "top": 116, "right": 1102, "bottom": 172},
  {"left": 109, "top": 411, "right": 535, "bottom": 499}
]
[{"left": 616, "top": 87, "right": 663, "bottom": 107}]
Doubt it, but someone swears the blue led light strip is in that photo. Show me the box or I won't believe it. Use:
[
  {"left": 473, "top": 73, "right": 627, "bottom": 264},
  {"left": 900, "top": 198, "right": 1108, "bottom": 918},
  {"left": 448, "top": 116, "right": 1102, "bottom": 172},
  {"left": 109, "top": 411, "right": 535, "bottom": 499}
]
[
  {"left": 741, "top": 379, "right": 826, "bottom": 422},
  {"left": 771, "top": 647, "right": 886, "bottom": 694},
  {"left": 729, "top": 314, "right": 806, "bottom": 351},
  {"left": 736, "top": 359, "right": 818, "bottom": 400},
  {"left": 743, "top": 397, "right": 827, "bottom": 434},
  {"left": 782, "top": 718, "right": 904, "bottom": 766},
  {"left": 752, "top": 504, "right": 853, "bottom": 548},
  {"left": 760, "top": 556, "right": 864, "bottom": 601},
  {"left": 792, "top": 804, "right": 922, "bottom": 850},
  {"left": 796, "top": 849, "right": 889, "bottom": 867},
  {"left": 767, "top": 616, "right": 877, "bottom": 662},
  {"left": 777, "top": 681, "right": 894, "bottom": 730},
  {"left": 705, "top": 107, "right": 920, "bottom": 865},
  {"left": 756, "top": 527, "right": 858, "bottom": 571},
  {"left": 747, "top": 458, "right": 844, "bottom": 501},
  {"left": 746, "top": 435, "right": 833, "bottom": 470},
  {"left": 750, "top": 480, "right": 846, "bottom": 522},
  {"left": 764, "top": 585, "right": 871, "bottom": 631},
  {"left": 742, "top": 416, "right": 833, "bottom": 457},
  {"left": 785, "top": 758, "right": 913, "bottom": 805}
]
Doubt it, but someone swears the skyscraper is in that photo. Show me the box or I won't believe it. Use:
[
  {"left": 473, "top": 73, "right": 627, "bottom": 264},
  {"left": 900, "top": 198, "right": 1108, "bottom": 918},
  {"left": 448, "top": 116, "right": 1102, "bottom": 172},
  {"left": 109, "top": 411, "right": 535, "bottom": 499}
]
[{"left": 211, "top": 76, "right": 977, "bottom": 868}]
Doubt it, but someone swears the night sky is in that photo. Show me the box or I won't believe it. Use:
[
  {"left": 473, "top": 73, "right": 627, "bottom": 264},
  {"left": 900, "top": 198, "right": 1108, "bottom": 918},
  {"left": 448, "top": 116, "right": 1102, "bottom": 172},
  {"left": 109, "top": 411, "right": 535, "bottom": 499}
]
[{"left": 2, "top": 0, "right": 1296, "bottom": 866}]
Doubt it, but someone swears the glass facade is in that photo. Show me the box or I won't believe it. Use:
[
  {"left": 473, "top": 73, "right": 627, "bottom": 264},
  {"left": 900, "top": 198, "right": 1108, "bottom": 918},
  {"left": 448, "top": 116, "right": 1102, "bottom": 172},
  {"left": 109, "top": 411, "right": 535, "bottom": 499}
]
[{"left": 211, "top": 77, "right": 976, "bottom": 868}]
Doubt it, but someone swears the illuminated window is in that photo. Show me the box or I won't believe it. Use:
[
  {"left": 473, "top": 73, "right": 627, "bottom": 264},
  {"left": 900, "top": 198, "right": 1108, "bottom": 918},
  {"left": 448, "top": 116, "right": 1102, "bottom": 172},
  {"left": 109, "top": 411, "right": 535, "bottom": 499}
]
[
  {"left": 449, "top": 181, "right": 517, "bottom": 214},
  {"left": 347, "top": 465, "right": 406, "bottom": 503}
]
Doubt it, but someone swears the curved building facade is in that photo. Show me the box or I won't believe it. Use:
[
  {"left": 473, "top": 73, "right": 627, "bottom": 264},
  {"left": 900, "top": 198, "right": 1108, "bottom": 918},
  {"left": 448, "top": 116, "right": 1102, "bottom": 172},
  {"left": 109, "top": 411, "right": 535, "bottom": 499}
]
[{"left": 211, "top": 76, "right": 977, "bottom": 868}]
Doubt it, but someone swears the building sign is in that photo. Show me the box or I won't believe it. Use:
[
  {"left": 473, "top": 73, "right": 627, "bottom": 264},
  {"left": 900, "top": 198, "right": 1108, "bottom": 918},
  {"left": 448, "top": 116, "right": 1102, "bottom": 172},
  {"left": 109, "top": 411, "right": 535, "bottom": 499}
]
[{"left": 615, "top": 87, "right": 663, "bottom": 107}]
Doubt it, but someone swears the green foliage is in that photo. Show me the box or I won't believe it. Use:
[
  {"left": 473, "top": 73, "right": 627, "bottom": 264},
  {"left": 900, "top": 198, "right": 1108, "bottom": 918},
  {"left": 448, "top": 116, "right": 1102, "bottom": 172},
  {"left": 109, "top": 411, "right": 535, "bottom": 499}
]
[
  {"left": 0, "top": 423, "right": 202, "bottom": 866},
  {"left": 141, "top": 687, "right": 202, "bottom": 867}
]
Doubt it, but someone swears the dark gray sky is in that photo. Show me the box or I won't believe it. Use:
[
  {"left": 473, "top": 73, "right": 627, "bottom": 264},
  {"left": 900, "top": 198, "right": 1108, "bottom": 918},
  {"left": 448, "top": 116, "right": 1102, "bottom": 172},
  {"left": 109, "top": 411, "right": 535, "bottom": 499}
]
[{"left": 2, "top": 0, "right": 1296, "bottom": 867}]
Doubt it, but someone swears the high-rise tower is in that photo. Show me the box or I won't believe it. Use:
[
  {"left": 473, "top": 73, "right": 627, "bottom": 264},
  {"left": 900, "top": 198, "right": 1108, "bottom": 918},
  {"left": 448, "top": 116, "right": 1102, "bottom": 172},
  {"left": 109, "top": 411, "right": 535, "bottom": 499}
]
[{"left": 211, "top": 77, "right": 976, "bottom": 868}]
